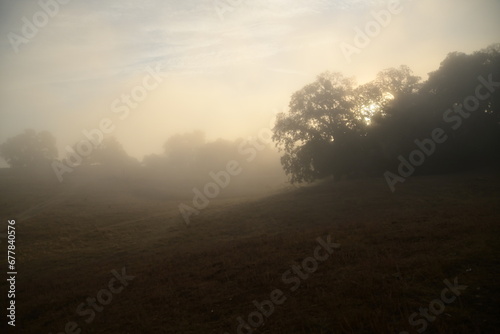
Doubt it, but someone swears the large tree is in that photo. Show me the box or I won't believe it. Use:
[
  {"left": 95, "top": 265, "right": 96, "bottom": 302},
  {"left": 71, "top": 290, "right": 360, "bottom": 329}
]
[
  {"left": 162, "top": 130, "right": 205, "bottom": 170},
  {"left": 273, "top": 45, "right": 500, "bottom": 185},
  {"left": 77, "top": 136, "right": 138, "bottom": 169},
  {"left": 272, "top": 72, "right": 365, "bottom": 183},
  {"left": 272, "top": 66, "right": 427, "bottom": 183},
  {"left": 0, "top": 129, "right": 57, "bottom": 169}
]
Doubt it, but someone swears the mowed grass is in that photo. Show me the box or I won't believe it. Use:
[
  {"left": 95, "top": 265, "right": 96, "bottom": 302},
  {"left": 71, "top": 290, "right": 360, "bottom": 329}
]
[{"left": 0, "top": 170, "right": 499, "bottom": 334}]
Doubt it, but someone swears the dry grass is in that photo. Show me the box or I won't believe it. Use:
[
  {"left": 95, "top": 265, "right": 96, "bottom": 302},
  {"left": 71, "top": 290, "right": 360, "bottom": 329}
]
[{"left": 0, "top": 170, "right": 499, "bottom": 333}]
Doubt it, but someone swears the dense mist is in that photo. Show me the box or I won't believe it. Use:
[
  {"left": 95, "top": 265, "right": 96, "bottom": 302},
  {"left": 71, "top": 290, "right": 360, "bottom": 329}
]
[{"left": 1, "top": 1, "right": 499, "bottom": 333}]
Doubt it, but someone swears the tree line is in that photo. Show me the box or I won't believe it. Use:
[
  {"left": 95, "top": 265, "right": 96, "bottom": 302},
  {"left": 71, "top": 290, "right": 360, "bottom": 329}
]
[
  {"left": 1, "top": 44, "right": 499, "bottom": 187},
  {"left": 272, "top": 44, "right": 500, "bottom": 183}
]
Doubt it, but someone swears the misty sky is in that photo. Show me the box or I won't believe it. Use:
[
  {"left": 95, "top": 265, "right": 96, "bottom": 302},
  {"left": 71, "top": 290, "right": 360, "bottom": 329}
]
[{"left": 0, "top": 0, "right": 499, "bottom": 166}]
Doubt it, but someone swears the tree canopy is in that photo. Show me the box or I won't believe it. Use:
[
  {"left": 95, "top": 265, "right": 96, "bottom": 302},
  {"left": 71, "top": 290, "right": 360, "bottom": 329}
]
[
  {"left": 273, "top": 45, "right": 500, "bottom": 183},
  {"left": 0, "top": 129, "right": 57, "bottom": 169}
]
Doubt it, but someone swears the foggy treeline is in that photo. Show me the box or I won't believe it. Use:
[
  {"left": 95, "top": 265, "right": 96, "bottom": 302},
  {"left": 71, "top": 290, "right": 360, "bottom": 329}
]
[
  {"left": 273, "top": 44, "right": 500, "bottom": 183},
  {"left": 0, "top": 129, "right": 286, "bottom": 198},
  {"left": 1, "top": 44, "right": 499, "bottom": 196}
]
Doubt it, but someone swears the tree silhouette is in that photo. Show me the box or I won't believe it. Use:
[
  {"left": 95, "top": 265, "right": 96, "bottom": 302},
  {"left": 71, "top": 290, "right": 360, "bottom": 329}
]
[
  {"left": 273, "top": 45, "right": 500, "bottom": 184},
  {"left": 163, "top": 130, "right": 205, "bottom": 170},
  {"left": 79, "top": 136, "right": 138, "bottom": 169},
  {"left": 415, "top": 44, "right": 500, "bottom": 169},
  {"left": 0, "top": 129, "right": 57, "bottom": 169},
  {"left": 272, "top": 72, "right": 364, "bottom": 182}
]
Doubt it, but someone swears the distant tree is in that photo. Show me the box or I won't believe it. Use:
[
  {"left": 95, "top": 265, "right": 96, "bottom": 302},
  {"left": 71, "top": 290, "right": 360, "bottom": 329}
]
[
  {"left": 196, "top": 138, "right": 237, "bottom": 171},
  {"left": 80, "top": 137, "right": 138, "bottom": 168},
  {"left": 0, "top": 129, "right": 57, "bottom": 169},
  {"left": 141, "top": 131, "right": 207, "bottom": 184},
  {"left": 163, "top": 130, "right": 205, "bottom": 170},
  {"left": 142, "top": 153, "right": 165, "bottom": 169}
]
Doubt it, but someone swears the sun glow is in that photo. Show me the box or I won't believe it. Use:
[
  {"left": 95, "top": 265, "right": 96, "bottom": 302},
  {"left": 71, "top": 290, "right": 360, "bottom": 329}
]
[{"left": 361, "top": 92, "right": 395, "bottom": 124}]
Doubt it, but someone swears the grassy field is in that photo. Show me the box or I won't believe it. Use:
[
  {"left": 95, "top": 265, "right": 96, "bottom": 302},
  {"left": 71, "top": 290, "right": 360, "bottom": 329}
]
[{"left": 0, "top": 169, "right": 499, "bottom": 333}]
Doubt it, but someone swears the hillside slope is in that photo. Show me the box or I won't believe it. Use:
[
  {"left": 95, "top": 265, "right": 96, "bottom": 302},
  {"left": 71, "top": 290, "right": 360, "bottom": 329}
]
[{"left": 1, "top": 170, "right": 499, "bottom": 333}]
